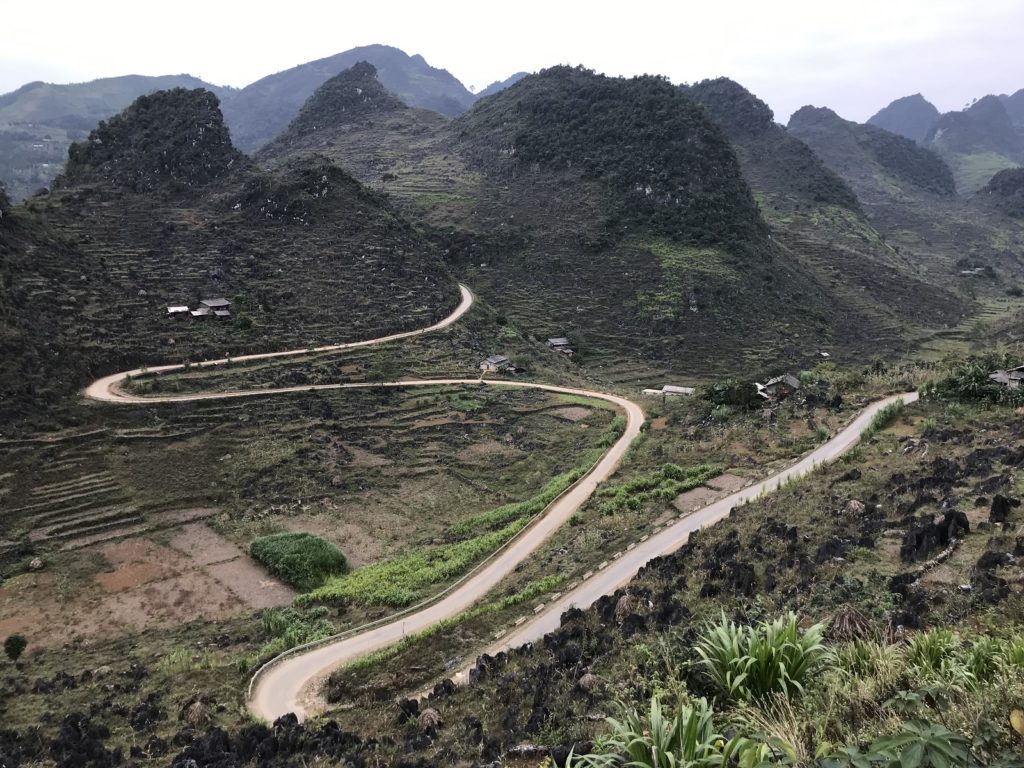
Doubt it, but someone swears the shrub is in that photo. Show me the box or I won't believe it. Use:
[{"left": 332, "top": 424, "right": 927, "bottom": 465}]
[
  {"left": 249, "top": 532, "right": 348, "bottom": 591},
  {"left": 568, "top": 696, "right": 754, "bottom": 768},
  {"left": 694, "top": 613, "right": 829, "bottom": 702},
  {"left": 3, "top": 634, "right": 27, "bottom": 662}
]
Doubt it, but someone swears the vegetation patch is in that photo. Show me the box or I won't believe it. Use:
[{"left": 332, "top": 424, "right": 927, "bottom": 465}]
[
  {"left": 249, "top": 532, "right": 349, "bottom": 591},
  {"left": 298, "top": 518, "right": 530, "bottom": 607},
  {"left": 597, "top": 463, "right": 722, "bottom": 514}
]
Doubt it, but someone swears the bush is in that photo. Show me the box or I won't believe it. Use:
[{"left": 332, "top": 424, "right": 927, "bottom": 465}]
[
  {"left": 694, "top": 613, "right": 829, "bottom": 702},
  {"left": 568, "top": 696, "right": 753, "bottom": 768},
  {"left": 249, "top": 532, "right": 348, "bottom": 591},
  {"left": 4, "top": 634, "right": 27, "bottom": 661}
]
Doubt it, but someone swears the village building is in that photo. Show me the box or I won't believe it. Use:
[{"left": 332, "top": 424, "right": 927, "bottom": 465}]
[
  {"left": 190, "top": 307, "right": 212, "bottom": 319},
  {"left": 547, "top": 337, "right": 574, "bottom": 357},
  {"left": 480, "top": 354, "right": 512, "bottom": 373},
  {"left": 641, "top": 384, "right": 695, "bottom": 397},
  {"left": 756, "top": 373, "right": 802, "bottom": 400},
  {"left": 214, "top": 309, "right": 232, "bottom": 319},
  {"left": 201, "top": 298, "right": 231, "bottom": 310},
  {"left": 990, "top": 365, "right": 1024, "bottom": 389},
  {"left": 167, "top": 305, "right": 189, "bottom": 317}
]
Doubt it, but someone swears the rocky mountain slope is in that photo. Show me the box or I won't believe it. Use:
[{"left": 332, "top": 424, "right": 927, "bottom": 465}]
[
  {"left": 0, "top": 87, "right": 456, "bottom": 428},
  {"left": 924, "top": 95, "right": 1024, "bottom": 193},
  {"left": 0, "top": 74, "right": 233, "bottom": 201},
  {"left": 980, "top": 167, "right": 1024, "bottom": 217},
  {"left": 867, "top": 93, "right": 940, "bottom": 142},
  {"left": 260, "top": 64, "right": 971, "bottom": 382}
]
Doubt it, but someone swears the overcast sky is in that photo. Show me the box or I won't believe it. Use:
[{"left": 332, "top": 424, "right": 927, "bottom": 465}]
[{"left": 1, "top": 0, "right": 1022, "bottom": 123}]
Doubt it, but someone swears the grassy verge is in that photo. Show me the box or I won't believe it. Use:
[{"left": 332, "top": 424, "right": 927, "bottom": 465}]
[{"left": 597, "top": 463, "right": 723, "bottom": 514}]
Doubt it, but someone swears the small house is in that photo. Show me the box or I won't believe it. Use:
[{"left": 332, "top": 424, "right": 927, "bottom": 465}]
[
  {"left": 201, "top": 298, "right": 231, "bottom": 310},
  {"left": 756, "top": 373, "right": 802, "bottom": 401},
  {"left": 547, "top": 337, "right": 574, "bottom": 357},
  {"left": 190, "top": 307, "right": 212, "bottom": 319},
  {"left": 167, "top": 305, "right": 189, "bottom": 318},
  {"left": 642, "top": 384, "right": 695, "bottom": 397},
  {"left": 990, "top": 365, "right": 1024, "bottom": 390},
  {"left": 480, "top": 354, "right": 511, "bottom": 373},
  {"left": 214, "top": 309, "right": 232, "bottom": 319}
]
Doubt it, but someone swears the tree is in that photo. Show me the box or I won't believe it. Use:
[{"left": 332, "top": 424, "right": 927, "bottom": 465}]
[{"left": 4, "top": 634, "right": 27, "bottom": 662}]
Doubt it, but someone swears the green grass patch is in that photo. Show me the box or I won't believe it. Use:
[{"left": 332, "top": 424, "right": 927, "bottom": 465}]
[
  {"left": 597, "top": 463, "right": 722, "bottom": 514},
  {"left": 343, "top": 574, "right": 566, "bottom": 673},
  {"left": 448, "top": 452, "right": 601, "bottom": 538},
  {"left": 859, "top": 400, "right": 905, "bottom": 444},
  {"left": 299, "top": 518, "right": 531, "bottom": 607},
  {"left": 249, "top": 532, "right": 349, "bottom": 591}
]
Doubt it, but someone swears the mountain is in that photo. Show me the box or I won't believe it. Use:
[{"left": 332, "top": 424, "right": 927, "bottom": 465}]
[
  {"left": 980, "top": 167, "right": 1024, "bottom": 217},
  {"left": 260, "top": 64, "right": 969, "bottom": 380},
  {"left": 789, "top": 106, "right": 956, "bottom": 198},
  {"left": 0, "top": 87, "right": 456, "bottom": 426},
  {"left": 684, "top": 77, "right": 861, "bottom": 213},
  {"left": 476, "top": 72, "right": 529, "bottom": 99},
  {"left": 221, "top": 44, "right": 475, "bottom": 153},
  {"left": 924, "top": 95, "right": 1023, "bottom": 193},
  {"left": 867, "top": 93, "right": 940, "bottom": 142},
  {"left": 0, "top": 74, "right": 234, "bottom": 201},
  {"left": 1001, "top": 88, "right": 1024, "bottom": 126}
]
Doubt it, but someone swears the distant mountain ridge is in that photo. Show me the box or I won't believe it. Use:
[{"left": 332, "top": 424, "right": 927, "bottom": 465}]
[
  {"left": 867, "top": 94, "right": 939, "bottom": 142},
  {"left": 0, "top": 46, "right": 528, "bottom": 199},
  {"left": 220, "top": 44, "right": 478, "bottom": 152}
]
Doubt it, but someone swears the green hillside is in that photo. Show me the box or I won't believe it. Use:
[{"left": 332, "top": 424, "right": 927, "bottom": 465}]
[
  {"left": 0, "top": 88, "right": 456, "bottom": 428},
  {"left": 924, "top": 96, "right": 1023, "bottom": 193},
  {"left": 0, "top": 74, "right": 233, "bottom": 201}
]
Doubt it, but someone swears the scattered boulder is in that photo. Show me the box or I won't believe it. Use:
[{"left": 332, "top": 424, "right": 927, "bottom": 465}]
[
  {"left": 842, "top": 499, "right": 866, "bottom": 517},
  {"left": 91, "top": 666, "right": 112, "bottom": 680},
  {"left": 990, "top": 494, "right": 1021, "bottom": 524},
  {"left": 417, "top": 708, "right": 442, "bottom": 734},
  {"left": 181, "top": 701, "right": 212, "bottom": 728},
  {"left": 27, "top": 558, "right": 44, "bottom": 572},
  {"left": 577, "top": 672, "right": 599, "bottom": 693}
]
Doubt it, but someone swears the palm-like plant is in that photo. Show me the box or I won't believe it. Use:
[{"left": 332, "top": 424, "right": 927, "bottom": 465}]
[
  {"left": 694, "top": 613, "right": 829, "bottom": 702},
  {"left": 567, "top": 696, "right": 753, "bottom": 768}
]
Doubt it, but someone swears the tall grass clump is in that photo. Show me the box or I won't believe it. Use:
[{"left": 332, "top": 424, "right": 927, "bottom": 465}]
[
  {"left": 598, "top": 463, "right": 722, "bottom": 514},
  {"left": 249, "top": 531, "right": 348, "bottom": 591},
  {"left": 859, "top": 400, "right": 904, "bottom": 444},
  {"left": 694, "top": 613, "right": 829, "bottom": 702}
]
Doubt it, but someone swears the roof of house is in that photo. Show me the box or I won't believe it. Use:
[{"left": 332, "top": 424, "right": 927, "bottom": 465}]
[
  {"left": 485, "top": 355, "right": 510, "bottom": 365},
  {"left": 548, "top": 337, "right": 570, "bottom": 346},
  {"left": 662, "top": 385, "right": 695, "bottom": 395},
  {"left": 991, "top": 369, "right": 1024, "bottom": 384},
  {"left": 190, "top": 307, "right": 212, "bottom": 317},
  {"left": 167, "top": 306, "right": 189, "bottom": 313},
  {"left": 214, "top": 310, "right": 231, "bottom": 317},
  {"left": 201, "top": 298, "right": 231, "bottom": 308},
  {"left": 764, "top": 373, "right": 802, "bottom": 390}
]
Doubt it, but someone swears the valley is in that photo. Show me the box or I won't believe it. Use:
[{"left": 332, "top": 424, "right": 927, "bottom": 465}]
[{"left": 2, "top": 37, "right": 1024, "bottom": 768}]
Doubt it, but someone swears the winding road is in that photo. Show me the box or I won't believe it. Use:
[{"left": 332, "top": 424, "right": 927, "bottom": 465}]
[{"left": 83, "top": 282, "right": 916, "bottom": 724}]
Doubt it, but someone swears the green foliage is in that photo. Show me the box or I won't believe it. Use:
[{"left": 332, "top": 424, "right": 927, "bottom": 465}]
[
  {"left": 923, "top": 358, "right": 1024, "bottom": 406},
  {"left": 299, "top": 518, "right": 530, "bottom": 607},
  {"left": 249, "top": 532, "right": 348, "bottom": 591},
  {"left": 694, "top": 613, "right": 829, "bottom": 702},
  {"left": 860, "top": 401, "right": 905, "bottom": 444},
  {"left": 705, "top": 379, "right": 763, "bottom": 410},
  {"left": 867, "top": 720, "right": 970, "bottom": 768},
  {"left": 458, "top": 66, "right": 769, "bottom": 257},
  {"left": 982, "top": 167, "right": 1024, "bottom": 218},
  {"left": 598, "top": 463, "right": 722, "bottom": 515},
  {"left": 243, "top": 606, "right": 335, "bottom": 668},
  {"left": 569, "top": 696, "right": 753, "bottom": 768},
  {"left": 3, "top": 634, "right": 27, "bottom": 662},
  {"left": 449, "top": 457, "right": 598, "bottom": 537},
  {"left": 65, "top": 88, "right": 242, "bottom": 193}
]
